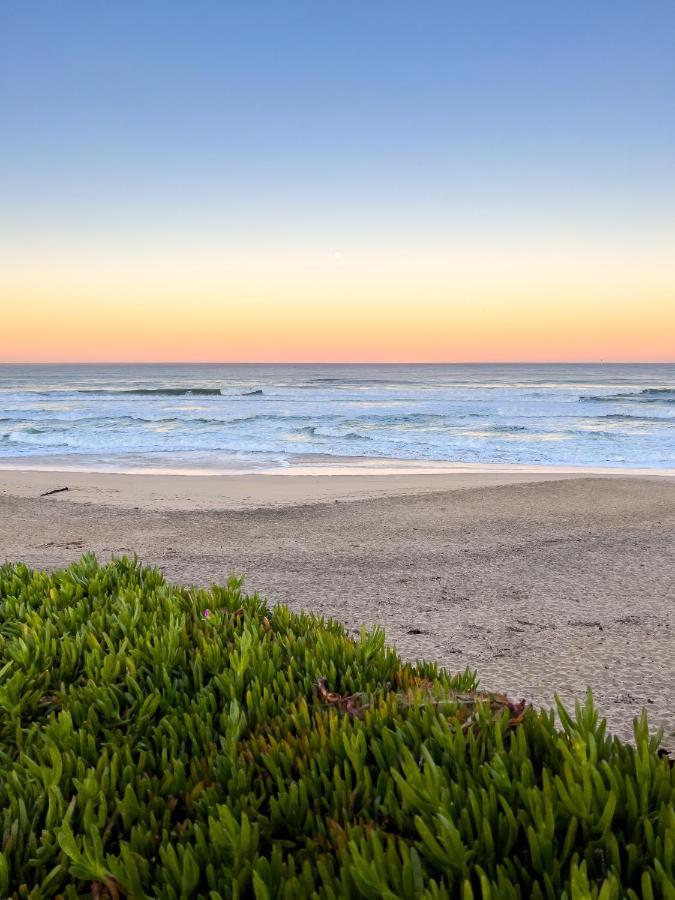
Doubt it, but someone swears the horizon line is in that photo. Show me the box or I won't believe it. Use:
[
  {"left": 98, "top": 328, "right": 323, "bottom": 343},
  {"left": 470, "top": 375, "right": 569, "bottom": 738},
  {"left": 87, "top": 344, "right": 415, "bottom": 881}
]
[{"left": 1, "top": 360, "right": 674, "bottom": 367}]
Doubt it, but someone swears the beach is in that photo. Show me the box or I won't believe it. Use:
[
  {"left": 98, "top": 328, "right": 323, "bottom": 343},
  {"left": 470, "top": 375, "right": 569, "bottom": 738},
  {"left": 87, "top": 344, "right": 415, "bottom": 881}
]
[
  {"left": 1, "top": 466, "right": 673, "bottom": 746},
  {"left": 5, "top": 4, "right": 675, "bottom": 889}
]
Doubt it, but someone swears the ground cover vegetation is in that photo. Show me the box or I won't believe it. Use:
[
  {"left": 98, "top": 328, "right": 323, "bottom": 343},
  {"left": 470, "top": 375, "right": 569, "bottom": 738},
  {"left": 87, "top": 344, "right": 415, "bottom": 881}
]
[{"left": 0, "top": 556, "right": 673, "bottom": 898}]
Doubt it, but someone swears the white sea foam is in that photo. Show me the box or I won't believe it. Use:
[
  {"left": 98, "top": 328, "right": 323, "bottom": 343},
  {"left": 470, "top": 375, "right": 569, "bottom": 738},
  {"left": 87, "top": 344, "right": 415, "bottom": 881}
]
[{"left": 0, "top": 364, "right": 673, "bottom": 471}]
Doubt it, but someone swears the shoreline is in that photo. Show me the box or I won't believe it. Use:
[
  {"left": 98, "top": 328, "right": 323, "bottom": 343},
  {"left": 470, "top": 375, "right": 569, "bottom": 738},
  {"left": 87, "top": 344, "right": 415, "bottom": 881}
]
[
  {"left": 0, "top": 453, "right": 674, "bottom": 479},
  {"left": 1, "top": 462, "right": 673, "bottom": 512}
]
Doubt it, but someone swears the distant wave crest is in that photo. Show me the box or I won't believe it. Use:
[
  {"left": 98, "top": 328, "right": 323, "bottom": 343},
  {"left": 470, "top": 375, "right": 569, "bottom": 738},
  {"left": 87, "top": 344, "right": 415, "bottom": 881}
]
[
  {"left": 600, "top": 413, "right": 673, "bottom": 423},
  {"left": 580, "top": 388, "right": 675, "bottom": 404},
  {"left": 78, "top": 388, "right": 222, "bottom": 397}
]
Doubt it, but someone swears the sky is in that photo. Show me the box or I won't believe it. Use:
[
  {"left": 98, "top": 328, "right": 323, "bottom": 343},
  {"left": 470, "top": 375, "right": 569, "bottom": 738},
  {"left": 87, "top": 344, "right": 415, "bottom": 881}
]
[{"left": 1, "top": 1, "right": 674, "bottom": 363}]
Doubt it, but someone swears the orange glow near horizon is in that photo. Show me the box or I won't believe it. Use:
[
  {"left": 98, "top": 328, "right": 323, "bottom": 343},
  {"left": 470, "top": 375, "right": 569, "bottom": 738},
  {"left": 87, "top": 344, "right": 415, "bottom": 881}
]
[{"left": 2, "top": 232, "right": 674, "bottom": 364}]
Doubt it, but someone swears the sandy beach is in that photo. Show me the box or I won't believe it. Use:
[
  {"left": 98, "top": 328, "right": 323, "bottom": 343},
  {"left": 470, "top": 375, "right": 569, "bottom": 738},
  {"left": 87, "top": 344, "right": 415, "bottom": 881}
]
[{"left": 1, "top": 466, "right": 673, "bottom": 746}]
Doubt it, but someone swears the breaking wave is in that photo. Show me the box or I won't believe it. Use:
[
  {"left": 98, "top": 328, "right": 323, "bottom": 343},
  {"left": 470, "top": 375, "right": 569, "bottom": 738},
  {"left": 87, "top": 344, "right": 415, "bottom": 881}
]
[
  {"left": 78, "top": 388, "right": 222, "bottom": 396},
  {"left": 581, "top": 388, "right": 675, "bottom": 404}
]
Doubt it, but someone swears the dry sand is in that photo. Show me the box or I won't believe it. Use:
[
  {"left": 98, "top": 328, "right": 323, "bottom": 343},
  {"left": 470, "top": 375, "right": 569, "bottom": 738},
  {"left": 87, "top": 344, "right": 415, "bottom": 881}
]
[{"left": 0, "top": 467, "right": 673, "bottom": 746}]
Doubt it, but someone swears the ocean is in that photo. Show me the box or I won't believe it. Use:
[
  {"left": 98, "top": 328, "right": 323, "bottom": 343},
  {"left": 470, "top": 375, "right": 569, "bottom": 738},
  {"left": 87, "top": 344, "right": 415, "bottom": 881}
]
[{"left": 0, "top": 363, "right": 673, "bottom": 472}]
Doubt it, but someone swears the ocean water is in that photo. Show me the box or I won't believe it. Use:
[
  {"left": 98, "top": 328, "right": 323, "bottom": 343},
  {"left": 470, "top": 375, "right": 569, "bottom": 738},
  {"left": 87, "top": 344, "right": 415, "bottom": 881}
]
[{"left": 0, "top": 364, "right": 673, "bottom": 472}]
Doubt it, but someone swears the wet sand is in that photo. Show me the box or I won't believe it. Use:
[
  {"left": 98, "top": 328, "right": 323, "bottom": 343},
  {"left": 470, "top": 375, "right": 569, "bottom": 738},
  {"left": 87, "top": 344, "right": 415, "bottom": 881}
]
[{"left": 0, "top": 468, "right": 673, "bottom": 745}]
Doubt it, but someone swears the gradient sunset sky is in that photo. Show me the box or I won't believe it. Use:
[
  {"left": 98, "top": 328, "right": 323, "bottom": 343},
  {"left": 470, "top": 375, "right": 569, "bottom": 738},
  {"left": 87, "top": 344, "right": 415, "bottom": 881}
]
[{"left": 1, "top": 2, "right": 674, "bottom": 363}]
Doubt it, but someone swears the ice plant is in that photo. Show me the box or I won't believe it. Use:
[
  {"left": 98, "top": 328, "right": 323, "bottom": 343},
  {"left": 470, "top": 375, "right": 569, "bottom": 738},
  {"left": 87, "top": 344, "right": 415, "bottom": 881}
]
[{"left": 0, "top": 555, "right": 672, "bottom": 898}]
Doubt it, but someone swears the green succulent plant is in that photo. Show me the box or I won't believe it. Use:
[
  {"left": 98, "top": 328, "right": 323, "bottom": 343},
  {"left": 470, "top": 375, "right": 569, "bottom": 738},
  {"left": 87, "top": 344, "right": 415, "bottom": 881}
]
[{"left": 0, "top": 556, "right": 672, "bottom": 898}]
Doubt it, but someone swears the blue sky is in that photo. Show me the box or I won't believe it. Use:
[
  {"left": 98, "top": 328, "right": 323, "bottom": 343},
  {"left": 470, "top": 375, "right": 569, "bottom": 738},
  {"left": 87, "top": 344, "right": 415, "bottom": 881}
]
[{"left": 2, "top": 1, "right": 674, "bottom": 235}]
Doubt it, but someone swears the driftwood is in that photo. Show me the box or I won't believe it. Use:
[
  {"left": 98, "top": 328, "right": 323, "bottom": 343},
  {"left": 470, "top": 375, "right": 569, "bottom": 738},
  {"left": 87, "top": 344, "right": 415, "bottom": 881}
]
[{"left": 40, "top": 486, "right": 69, "bottom": 497}]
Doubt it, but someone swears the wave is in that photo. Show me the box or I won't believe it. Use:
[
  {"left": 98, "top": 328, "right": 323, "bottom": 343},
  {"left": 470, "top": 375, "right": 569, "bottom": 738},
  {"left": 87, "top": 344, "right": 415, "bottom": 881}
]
[
  {"left": 641, "top": 388, "right": 675, "bottom": 398},
  {"left": 304, "top": 377, "right": 417, "bottom": 387},
  {"left": 306, "top": 377, "right": 344, "bottom": 383},
  {"left": 224, "top": 413, "right": 341, "bottom": 426},
  {"left": 342, "top": 413, "right": 446, "bottom": 427},
  {"left": 1, "top": 425, "right": 61, "bottom": 436},
  {"left": 600, "top": 413, "right": 673, "bottom": 424},
  {"left": 0, "top": 415, "right": 228, "bottom": 430},
  {"left": 490, "top": 424, "right": 528, "bottom": 433},
  {"left": 286, "top": 425, "right": 372, "bottom": 442},
  {"left": 77, "top": 388, "right": 222, "bottom": 397},
  {"left": 581, "top": 388, "right": 675, "bottom": 404},
  {"left": 2, "top": 431, "right": 70, "bottom": 448},
  {"left": 343, "top": 431, "right": 371, "bottom": 440}
]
